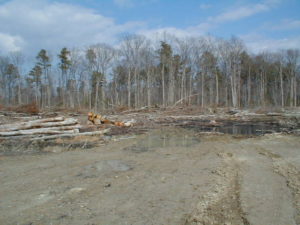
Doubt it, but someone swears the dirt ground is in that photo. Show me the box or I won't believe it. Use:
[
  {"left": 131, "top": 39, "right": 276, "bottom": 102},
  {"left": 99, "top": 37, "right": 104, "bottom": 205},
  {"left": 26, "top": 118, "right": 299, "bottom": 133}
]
[{"left": 0, "top": 109, "right": 300, "bottom": 225}]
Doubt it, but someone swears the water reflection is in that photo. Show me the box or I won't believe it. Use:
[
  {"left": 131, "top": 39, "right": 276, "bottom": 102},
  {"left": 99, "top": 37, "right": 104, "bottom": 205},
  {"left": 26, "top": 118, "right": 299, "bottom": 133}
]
[
  {"left": 123, "top": 128, "right": 200, "bottom": 153},
  {"left": 180, "top": 121, "right": 285, "bottom": 135}
]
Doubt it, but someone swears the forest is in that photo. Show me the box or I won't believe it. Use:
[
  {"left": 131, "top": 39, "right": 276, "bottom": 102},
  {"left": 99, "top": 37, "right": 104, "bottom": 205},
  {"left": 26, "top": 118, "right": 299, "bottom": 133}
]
[{"left": 0, "top": 35, "right": 299, "bottom": 111}]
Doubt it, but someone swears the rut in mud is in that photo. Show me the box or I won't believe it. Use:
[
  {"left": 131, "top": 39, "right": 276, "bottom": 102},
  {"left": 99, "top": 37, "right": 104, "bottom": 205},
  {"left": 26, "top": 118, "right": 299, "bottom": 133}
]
[
  {"left": 184, "top": 135, "right": 300, "bottom": 225},
  {"left": 184, "top": 151, "right": 249, "bottom": 225},
  {"left": 256, "top": 146, "right": 300, "bottom": 224}
]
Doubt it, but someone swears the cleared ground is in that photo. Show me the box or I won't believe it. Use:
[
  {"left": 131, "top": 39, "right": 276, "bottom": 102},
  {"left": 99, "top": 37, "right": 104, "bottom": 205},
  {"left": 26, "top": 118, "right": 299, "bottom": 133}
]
[{"left": 0, "top": 124, "right": 299, "bottom": 225}]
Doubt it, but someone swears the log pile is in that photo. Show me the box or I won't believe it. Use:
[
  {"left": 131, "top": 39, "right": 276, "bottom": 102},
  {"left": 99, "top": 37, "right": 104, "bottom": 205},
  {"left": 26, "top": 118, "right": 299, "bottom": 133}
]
[
  {"left": 87, "top": 112, "right": 134, "bottom": 127},
  {"left": 0, "top": 116, "right": 110, "bottom": 140}
]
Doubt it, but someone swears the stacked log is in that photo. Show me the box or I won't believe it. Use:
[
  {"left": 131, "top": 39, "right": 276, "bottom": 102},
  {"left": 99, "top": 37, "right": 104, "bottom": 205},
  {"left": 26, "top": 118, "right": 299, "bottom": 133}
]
[{"left": 0, "top": 116, "right": 110, "bottom": 140}]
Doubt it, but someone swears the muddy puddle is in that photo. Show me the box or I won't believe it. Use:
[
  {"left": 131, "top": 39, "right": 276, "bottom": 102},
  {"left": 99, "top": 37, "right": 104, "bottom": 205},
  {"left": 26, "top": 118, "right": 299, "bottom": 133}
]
[
  {"left": 178, "top": 121, "right": 294, "bottom": 135},
  {"left": 123, "top": 127, "right": 200, "bottom": 153},
  {"left": 122, "top": 120, "right": 297, "bottom": 153}
]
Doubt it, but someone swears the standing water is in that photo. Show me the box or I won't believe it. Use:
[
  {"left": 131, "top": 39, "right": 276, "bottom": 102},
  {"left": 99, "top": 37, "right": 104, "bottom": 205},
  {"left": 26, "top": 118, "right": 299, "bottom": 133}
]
[{"left": 123, "top": 128, "right": 200, "bottom": 153}]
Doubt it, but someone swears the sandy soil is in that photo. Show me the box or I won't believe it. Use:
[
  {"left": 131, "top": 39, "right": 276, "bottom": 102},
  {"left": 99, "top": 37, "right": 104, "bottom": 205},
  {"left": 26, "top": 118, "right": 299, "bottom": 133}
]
[{"left": 0, "top": 125, "right": 299, "bottom": 225}]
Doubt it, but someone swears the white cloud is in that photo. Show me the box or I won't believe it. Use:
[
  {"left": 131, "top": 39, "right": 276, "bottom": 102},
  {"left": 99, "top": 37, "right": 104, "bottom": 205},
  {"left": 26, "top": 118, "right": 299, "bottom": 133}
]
[
  {"left": 0, "top": 32, "right": 25, "bottom": 52},
  {"left": 137, "top": 1, "right": 278, "bottom": 42},
  {"left": 193, "top": 0, "right": 282, "bottom": 32},
  {"left": 270, "top": 19, "right": 300, "bottom": 30},
  {"left": 138, "top": 27, "right": 196, "bottom": 41},
  {"left": 113, "top": 0, "right": 158, "bottom": 8},
  {"left": 207, "top": 0, "right": 282, "bottom": 25},
  {"left": 0, "top": 0, "right": 294, "bottom": 56},
  {"left": 113, "top": 0, "right": 134, "bottom": 8},
  {"left": 199, "top": 3, "right": 212, "bottom": 10},
  {"left": 210, "top": 4, "right": 268, "bottom": 23},
  {"left": 0, "top": 0, "right": 143, "bottom": 54},
  {"left": 241, "top": 33, "right": 300, "bottom": 53},
  {"left": 139, "top": 0, "right": 282, "bottom": 42}
]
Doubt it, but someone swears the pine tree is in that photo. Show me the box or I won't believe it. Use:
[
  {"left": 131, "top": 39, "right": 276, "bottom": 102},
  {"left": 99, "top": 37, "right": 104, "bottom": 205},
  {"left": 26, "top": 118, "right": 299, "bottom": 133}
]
[
  {"left": 58, "top": 47, "right": 71, "bottom": 106},
  {"left": 36, "top": 49, "right": 52, "bottom": 107},
  {"left": 27, "top": 65, "right": 42, "bottom": 106}
]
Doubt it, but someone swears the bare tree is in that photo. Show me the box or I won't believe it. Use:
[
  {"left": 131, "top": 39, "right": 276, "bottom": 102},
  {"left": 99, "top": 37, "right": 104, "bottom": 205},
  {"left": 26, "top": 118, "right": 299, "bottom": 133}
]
[
  {"left": 121, "top": 35, "right": 146, "bottom": 108},
  {"left": 36, "top": 49, "right": 52, "bottom": 108},
  {"left": 140, "top": 41, "right": 156, "bottom": 107},
  {"left": 0, "top": 34, "right": 299, "bottom": 111},
  {"left": 0, "top": 56, "right": 10, "bottom": 104},
  {"left": 286, "top": 49, "right": 299, "bottom": 107}
]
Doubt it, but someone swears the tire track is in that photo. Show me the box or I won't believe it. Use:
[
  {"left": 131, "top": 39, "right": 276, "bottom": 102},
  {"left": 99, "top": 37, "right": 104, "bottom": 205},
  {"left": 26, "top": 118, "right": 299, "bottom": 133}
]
[
  {"left": 257, "top": 147, "right": 300, "bottom": 224},
  {"left": 183, "top": 152, "right": 249, "bottom": 225}
]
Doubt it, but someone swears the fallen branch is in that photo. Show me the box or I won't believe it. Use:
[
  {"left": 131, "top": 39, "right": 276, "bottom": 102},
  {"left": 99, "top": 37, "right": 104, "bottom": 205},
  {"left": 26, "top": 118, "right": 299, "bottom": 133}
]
[
  {"left": 172, "top": 93, "right": 200, "bottom": 107},
  {"left": 0, "top": 126, "right": 81, "bottom": 136},
  {"left": 30, "top": 128, "right": 111, "bottom": 141},
  {"left": 0, "top": 116, "right": 66, "bottom": 131}
]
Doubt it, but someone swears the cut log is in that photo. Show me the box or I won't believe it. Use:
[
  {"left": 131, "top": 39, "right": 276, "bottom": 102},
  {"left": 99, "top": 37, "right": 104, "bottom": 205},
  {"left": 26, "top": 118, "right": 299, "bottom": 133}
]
[
  {"left": 0, "top": 117, "right": 78, "bottom": 132},
  {"left": 12, "top": 116, "right": 42, "bottom": 120},
  {"left": 0, "top": 134, "right": 43, "bottom": 140},
  {"left": 0, "top": 125, "right": 81, "bottom": 136},
  {"left": 30, "top": 128, "right": 111, "bottom": 141},
  {"left": 0, "top": 116, "right": 65, "bottom": 131}
]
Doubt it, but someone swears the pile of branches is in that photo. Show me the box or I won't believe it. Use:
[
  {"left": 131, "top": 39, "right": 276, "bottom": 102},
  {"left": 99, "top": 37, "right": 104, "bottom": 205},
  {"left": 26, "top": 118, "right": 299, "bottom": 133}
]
[{"left": 0, "top": 116, "right": 109, "bottom": 141}]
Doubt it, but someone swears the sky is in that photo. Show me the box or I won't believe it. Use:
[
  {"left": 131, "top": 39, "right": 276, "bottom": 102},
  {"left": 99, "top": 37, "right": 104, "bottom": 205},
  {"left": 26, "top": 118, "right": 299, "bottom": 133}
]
[{"left": 0, "top": 0, "right": 300, "bottom": 56}]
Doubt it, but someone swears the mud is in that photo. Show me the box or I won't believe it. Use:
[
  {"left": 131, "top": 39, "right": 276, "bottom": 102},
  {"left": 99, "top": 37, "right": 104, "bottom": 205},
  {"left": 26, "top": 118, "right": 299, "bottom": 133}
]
[{"left": 0, "top": 110, "right": 300, "bottom": 225}]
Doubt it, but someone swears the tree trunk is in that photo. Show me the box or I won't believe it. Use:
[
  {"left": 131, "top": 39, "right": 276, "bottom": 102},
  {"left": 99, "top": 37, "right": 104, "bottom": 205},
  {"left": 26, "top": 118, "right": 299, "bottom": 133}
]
[
  {"left": 237, "top": 64, "right": 241, "bottom": 107},
  {"left": 168, "top": 61, "right": 174, "bottom": 105},
  {"left": 294, "top": 76, "right": 297, "bottom": 106},
  {"left": 137, "top": 70, "right": 140, "bottom": 108},
  {"left": 225, "top": 84, "right": 229, "bottom": 107},
  {"left": 215, "top": 72, "right": 219, "bottom": 106},
  {"left": 46, "top": 69, "right": 51, "bottom": 107},
  {"left": 181, "top": 67, "right": 186, "bottom": 105},
  {"left": 114, "top": 78, "right": 119, "bottom": 106},
  {"left": 101, "top": 78, "right": 106, "bottom": 111},
  {"left": 231, "top": 64, "right": 238, "bottom": 108},
  {"left": 17, "top": 78, "right": 22, "bottom": 105},
  {"left": 248, "top": 66, "right": 251, "bottom": 107},
  {"left": 279, "top": 64, "right": 284, "bottom": 107},
  {"left": 89, "top": 89, "right": 92, "bottom": 110},
  {"left": 197, "top": 74, "right": 201, "bottom": 105},
  {"left": 127, "top": 68, "right": 131, "bottom": 108},
  {"left": 147, "top": 67, "right": 151, "bottom": 107},
  {"left": 35, "top": 84, "right": 39, "bottom": 107},
  {"left": 188, "top": 73, "right": 193, "bottom": 105},
  {"left": 260, "top": 72, "right": 264, "bottom": 107},
  {"left": 201, "top": 71, "right": 204, "bottom": 107},
  {"left": 134, "top": 67, "right": 138, "bottom": 108},
  {"left": 95, "top": 78, "right": 99, "bottom": 112},
  {"left": 161, "top": 64, "right": 165, "bottom": 107}
]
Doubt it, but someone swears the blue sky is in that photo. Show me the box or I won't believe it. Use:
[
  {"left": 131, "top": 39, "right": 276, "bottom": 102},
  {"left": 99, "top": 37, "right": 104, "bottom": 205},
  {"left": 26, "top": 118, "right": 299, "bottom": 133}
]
[{"left": 0, "top": 0, "right": 299, "bottom": 55}]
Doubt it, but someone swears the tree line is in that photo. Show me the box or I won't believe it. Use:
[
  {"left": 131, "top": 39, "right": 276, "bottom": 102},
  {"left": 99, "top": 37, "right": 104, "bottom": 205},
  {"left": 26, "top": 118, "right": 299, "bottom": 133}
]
[{"left": 0, "top": 35, "right": 299, "bottom": 112}]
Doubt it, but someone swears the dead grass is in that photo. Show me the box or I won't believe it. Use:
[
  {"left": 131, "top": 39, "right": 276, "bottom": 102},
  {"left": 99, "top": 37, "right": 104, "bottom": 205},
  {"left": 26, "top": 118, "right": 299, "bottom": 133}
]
[
  {"left": 50, "top": 106, "right": 89, "bottom": 114},
  {"left": 15, "top": 103, "right": 39, "bottom": 114},
  {"left": 0, "top": 102, "right": 39, "bottom": 114},
  {"left": 254, "top": 106, "right": 285, "bottom": 114}
]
